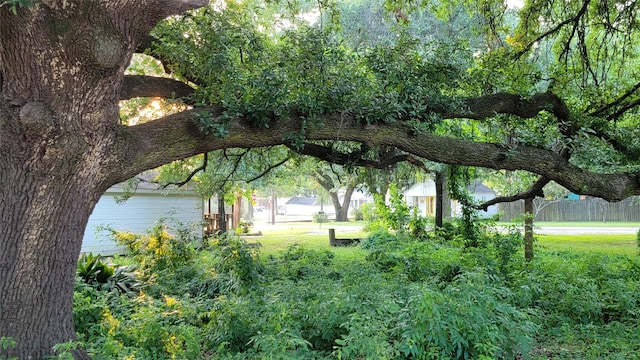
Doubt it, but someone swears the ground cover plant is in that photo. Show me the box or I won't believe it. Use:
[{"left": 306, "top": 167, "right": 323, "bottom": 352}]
[{"left": 67, "top": 217, "right": 640, "bottom": 359}]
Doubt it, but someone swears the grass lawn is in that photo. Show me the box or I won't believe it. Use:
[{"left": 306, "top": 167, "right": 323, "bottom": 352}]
[
  {"left": 243, "top": 220, "right": 368, "bottom": 258},
  {"left": 245, "top": 220, "right": 640, "bottom": 258},
  {"left": 536, "top": 233, "right": 638, "bottom": 256}
]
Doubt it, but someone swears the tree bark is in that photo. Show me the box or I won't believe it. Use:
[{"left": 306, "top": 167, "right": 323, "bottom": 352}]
[
  {"left": 524, "top": 197, "right": 534, "bottom": 261},
  {"left": 0, "top": 1, "right": 206, "bottom": 357},
  {"left": 218, "top": 195, "right": 227, "bottom": 233},
  {"left": 333, "top": 186, "right": 355, "bottom": 222},
  {"left": 0, "top": 166, "right": 104, "bottom": 360},
  {"left": 435, "top": 171, "right": 445, "bottom": 228},
  {"left": 315, "top": 172, "right": 355, "bottom": 222}
]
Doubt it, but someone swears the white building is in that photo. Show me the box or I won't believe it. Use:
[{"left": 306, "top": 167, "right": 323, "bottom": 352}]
[
  {"left": 404, "top": 180, "right": 499, "bottom": 219},
  {"left": 82, "top": 183, "right": 202, "bottom": 255}
]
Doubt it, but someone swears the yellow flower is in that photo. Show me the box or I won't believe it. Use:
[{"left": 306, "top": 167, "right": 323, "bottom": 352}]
[
  {"left": 148, "top": 235, "right": 159, "bottom": 250},
  {"left": 163, "top": 295, "right": 179, "bottom": 308},
  {"left": 102, "top": 309, "right": 120, "bottom": 336}
]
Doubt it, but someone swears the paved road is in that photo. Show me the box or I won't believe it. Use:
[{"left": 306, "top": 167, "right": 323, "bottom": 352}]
[
  {"left": 252, "top": 218, "right": 639, "bottom": 236},
  {"left": 251, "top": 212, "right": 639, "bottom": 235}
]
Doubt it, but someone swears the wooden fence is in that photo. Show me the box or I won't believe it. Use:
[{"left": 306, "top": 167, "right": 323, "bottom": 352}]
[{"left": 498, "top": 198, "right": 640, "bottom": 222}]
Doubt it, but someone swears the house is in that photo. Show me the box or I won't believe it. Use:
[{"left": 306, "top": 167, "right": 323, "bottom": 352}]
[
  {"left": 82, "top": 182, "right": 203, "bottom": 255},
  {"left": 453, "top": 181, "right": 499, "bottom": 218},
  {"left": 404, "top": 180, "right": 499, "bottom": 218},
  {"left": 348, "top": 190, "right": 373, "bottom": 213},
  {"left": 404, "top": 181, "right": 438, "bottom": 217},
  {"left": 283, "top": 196, "right": 334, "bottom": 217}
]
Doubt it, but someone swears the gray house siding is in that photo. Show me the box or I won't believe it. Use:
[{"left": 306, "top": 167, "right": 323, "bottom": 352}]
[{"left": 82, "top": 186, "right": 202, "bottom": 255}]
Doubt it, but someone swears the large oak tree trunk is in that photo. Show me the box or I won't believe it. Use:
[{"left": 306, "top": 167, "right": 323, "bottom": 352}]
[
  {"left": 0, "top": 1, "right": 205, "bottom": 357},
  {"left": 0, "top": 63, "right": 114, "bottom": 360},
  {"left": 0, "top": 20, "right": 117, "bottom": 352},
  {"left": 0, "top": 163, "right": 104, "bottom": 359}
]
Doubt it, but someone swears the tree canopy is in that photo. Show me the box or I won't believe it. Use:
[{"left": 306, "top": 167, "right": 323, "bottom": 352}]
[{"left": 133, "top": 0, "right": 640, "bottom": 202}]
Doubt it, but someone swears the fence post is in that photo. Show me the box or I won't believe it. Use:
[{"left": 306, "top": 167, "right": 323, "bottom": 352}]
[{"left": 328, "top": 228, "right": 336, "bottom": 246}]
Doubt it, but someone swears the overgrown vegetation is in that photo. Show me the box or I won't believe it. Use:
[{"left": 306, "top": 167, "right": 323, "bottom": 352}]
[{"left": 71, "top": 211, "right": 640, "bottom": 359}]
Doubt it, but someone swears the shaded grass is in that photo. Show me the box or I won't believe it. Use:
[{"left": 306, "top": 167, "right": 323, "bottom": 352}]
[{"left": 537, "top": 233, "right": 638, "bottom": 257}]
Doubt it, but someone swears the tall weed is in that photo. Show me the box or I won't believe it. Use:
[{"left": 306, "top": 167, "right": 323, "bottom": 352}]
[
  {"left": 110, "top": 221, "right": 197, "bottom": 274},
  {"left": 400, "top": 272, "right": 539, "bottom": 360}
]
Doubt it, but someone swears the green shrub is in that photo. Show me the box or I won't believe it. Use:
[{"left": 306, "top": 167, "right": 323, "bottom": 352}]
[
  {"left": 246, "top": 329, "right": 313, "bottom": 358},
  {"left": 365, "top": 250, "right": 403, "bottom": 273},
  {"left": 313, "top": 211, "right": 328, "bottom": 226},
  {"left": 400, "top": 272, "right": 538, "bottom": 360},
  {"left": 77, "top": 253, "right": 114, "bottom": 287},
  {"left": 111, "top": 221, "right": 197, "bottom": 273},
  {"left": 1, "top": 336, "right": 17, "bottom": 357},
  {"left": 76, "top": 253, "right": 143, "bottom": 295},
  {"left": 489, "top": 229, "right": 524, "bottom": 277},
  {"left": 268, "top": 244, "right": 336, "bottom": 281},
  {"left": 110, "top": 294, "right": 202, "bottom": 359},
  {"left": 360, "top": 230, "right": 398, "bottom": 251},
  {"left": 236, "top": 219, "right": 253, "bottom": 234},
  {"left": 407, "top": 207, "right": 431, "bottom": 239},
  {"left": 515, "top": 253, "right": 603, "bottom": 326},
  {"left": 351, "top": 207, "right": 364, "bottom": 221},
  {"left": 512, "top": 252, "right": 640, "bottom": 329},
  {"left": 359, "top": 202, "right": 378, "bottom": 224},
  {"left": 332, "top": 291, "right": 403, "bottom": 360},
  {"left": 72, "top": 218, "right": 640, "bottom": 359},
  {"left": 201, "top": 295, "right": 256, "bottom": 353},
  {"left": 210, "top": 235, "right": 263, "bottom": 293},
  {"left": 73, "top": 280, "right": 109, "bottom": 337}
]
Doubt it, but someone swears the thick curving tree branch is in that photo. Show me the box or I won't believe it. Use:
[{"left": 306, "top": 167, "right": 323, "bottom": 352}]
[
  {"left": 121, "top": 75, "right": 195, "bottom": 100},
  {"left": 114, "top": 106, "right": 640, "bottom": 202},
  {"left": 606, "top": 98, "right": 640, "bottom": 121},
  {"left": 159, "top": 153, "right": 207, "bottom": 188},
  {"left": 443, "top": 92, "right": 574, "bottom": 136},
  {"left": 589, "top": 81, "right": 640, "bottom": 118},
  {"left": 246, "top": 157, "right": 290, "bottom": 183},
  {"left": 314, "top": 171, "right": 334, "bottom": 192}
]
